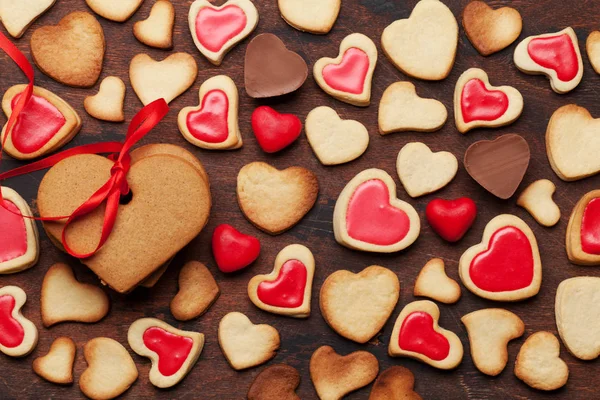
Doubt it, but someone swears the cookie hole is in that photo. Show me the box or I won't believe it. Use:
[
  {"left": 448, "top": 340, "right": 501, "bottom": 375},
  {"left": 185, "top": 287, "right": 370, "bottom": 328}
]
[{"left": 119, "top": 191, "right": 133, "bottom": 205}]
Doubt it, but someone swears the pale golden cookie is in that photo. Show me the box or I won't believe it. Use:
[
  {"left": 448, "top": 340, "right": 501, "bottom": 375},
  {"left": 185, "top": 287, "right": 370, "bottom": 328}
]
[
  {"left": 0, "top": 0, "right": 56, "bottom": 38},
  {"left": 133, "top": 0, "right": 174, "bottom": 49},
  {"left": 170, "top": 261, "right": 219, "bottom": 321},
  {"left": 278, "top": 0, "right": 340, "bottom": 34},
  {"left": 414, "top": 258, "right": 460, "bottom": 304},
  {"left": 33, "top": 337, "right": 76, "bottom": 385},
  {"left": 514, "top": 332, "right": 568, "bottom": 391},
  {"left": 86, "top": 0, "right": 144, "bottom": 22},
  {"left": 587, "top": 31, "right": 600, "bottom": 74},
  {"left": 84, "top": 76, "right": 126, "bottom": 123},
  {"left": 517, "top": 179, "right": 560, "bottom": 227}
]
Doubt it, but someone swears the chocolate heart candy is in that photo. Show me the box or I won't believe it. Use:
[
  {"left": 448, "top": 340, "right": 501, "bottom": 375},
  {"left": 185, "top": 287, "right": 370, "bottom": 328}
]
[{"left": 464, "top": 134, "right": 530, "bottom": 199}]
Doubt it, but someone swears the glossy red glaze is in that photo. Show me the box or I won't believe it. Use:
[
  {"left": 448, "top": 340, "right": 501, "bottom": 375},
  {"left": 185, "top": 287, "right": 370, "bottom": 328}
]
[
  {"left": 212, "top": 224, "right": 261, "bottom": 273},
  {"left": 581, "top": 198, "right": 600, "bottom": 255},
  {"left": 460, "top": 79, "right": 509, "bottom": 123},
  {"left": 143, "top": 327, "right": 194, "bottom": 377},
  {"left": 186, "top": 90, "right": 229, "bottom": 143},
  {"left": 0, "top": 200, "right": 28, "bottom": 263},
  {"left": 256, "top": 260, "right": 307, "bottom": 308},
  {"left": 322, "top": 48, "right": 369, "bottom": 94},
  {"left": 399, "top": 311, "right": 450, "bottom": 361},
  {"left": 195, "top": 5, "right": 247, "bottom": 53},
  {"left": 251, "top": 106, "right": 302, "bottom": 153},
  {"left": 0, "top": 295, "right": 25, "bottom": 348},
  {"left": 425, "top": 198, "right": 477, "bottom": 242},
  {"left": 527, "top": 34, "right": 579, "bottom": 82}
]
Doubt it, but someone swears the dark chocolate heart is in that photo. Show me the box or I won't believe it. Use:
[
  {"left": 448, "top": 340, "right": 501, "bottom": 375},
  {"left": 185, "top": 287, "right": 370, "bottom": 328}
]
[
  {"left": 244, "top": 33, "right": 308, "bottom": 98},
  {"left": 464, "top": 134, "right": 530, "bottom": 199}
]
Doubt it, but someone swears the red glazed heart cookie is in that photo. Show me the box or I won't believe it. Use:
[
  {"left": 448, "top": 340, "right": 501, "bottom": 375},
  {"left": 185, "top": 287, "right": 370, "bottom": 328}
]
[
  {"left": 459, "top": 214, "right": 542, "bottom": 301},
  {"left": 0, "top": 286, "right": 38, "bottom": 358},
  {"left": 251, "top": 106, "right": 302, "bottom": 153},
  {"left": 333, "top": 168, "right": 420, "bottom": 253},
  {"left": 212, "top": 224, "right": 260, "bottom": 273},
  {"left": 566, "top": 190, "right": 600, "bottom": 265},
  {"left": 426, "top": 197, "right": 477, "bottom": 243}
]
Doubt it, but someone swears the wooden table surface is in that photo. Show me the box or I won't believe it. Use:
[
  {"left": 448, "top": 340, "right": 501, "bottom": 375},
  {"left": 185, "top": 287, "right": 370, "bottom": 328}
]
[{"left": 1, "top": 0, "right": 599, "bottom": 398}]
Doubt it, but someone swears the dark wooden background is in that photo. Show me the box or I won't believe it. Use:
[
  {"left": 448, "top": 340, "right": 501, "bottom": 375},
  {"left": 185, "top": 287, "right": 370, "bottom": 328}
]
[{"left": 1, "top": 0, "right": 599, "bottom": 398}]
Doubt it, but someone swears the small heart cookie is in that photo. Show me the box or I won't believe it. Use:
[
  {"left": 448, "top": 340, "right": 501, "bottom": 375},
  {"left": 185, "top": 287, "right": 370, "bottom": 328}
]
[
  {"left": 170, "top": 261, "right": 220, "bottom": 321},
  {"left": 86, "top": 0, "right": 144, "bottom": 22},
  {"left": 189, "top": 0, "right": 258, "bottom": 66},
  {"left": 0, "top": 286, "right": 38, "bottom": 357},
  {"left": 248, "top": 244, "right": 314, "bottom": 318},
  {"left": 178, "top": 75, "right": 242, "bottom": 150},
  {"left": 33, "top": 337, "right": 76, "bottom": 385},
  {"left": 459, "top": 214, "right": 542, "bottom": 301},
  {"left": 462, "top": 1, "right": 522, "bottom": 56},
  {"left": 517, "top": 179, "right": 561, "bottom": 227},
  {"left": 313, "top": 33, "right": 377, "bottom": 106},
  {"left": 320, "top": 265, "right": 399, "bottom": 343},
  {"left": 0, "top": 0, "right": 56, "bottom": 38},
  {"left": 252, "top": 106, "right": 302, "bottom": 154},
  {"left": 514, "top": 332, "right": 568, "bottom": 391},
  {"left": 305, "top": 106, "right": 369, "bottom": 166},
  {"left": 566, "top": 190, "right": 600, "bottom": 265},
  {"left": 414, "top": 258, "right": 461, "bottom": 304},
  {"left": 461, "top": 308, "right": 524, "bottom": 376},
  {"left": 382, "top": 0, "right": 458, "bottom": 80},
  {"left": 369, "top": 366, "right": 422, "bottom": 400},
  {"left": 278, "top": 0, "right": 340, "bottom": 34},
  {"left": 248, "top": 364, "right": 300, "bottom": 400},
  {"left": 454, "top": 68, "right": 523, "bottom": 134},
  {"left": 514, "top": 27, "right": 583, "bottom": 94},
  {"left": 84, "top": 76, "right": 126, "bottom": 123},
  {"left": 130, "top": 52, "right": 198, "bottom": 105},
  {"left": 218, "top": 312, "right": 280, "bottom": 371},
  {"left": 425, "top": 197, "right": 477, "bottom": 242},
  {"left": 388, "top": 300, "right": 463, "bottom": 369},
  {"left": 212, "top": 224, "right": 260, "bottom": 273},
  {"left": 133, "top": 0, "right": 175, "bottom": 49},
  {"left": 378, "top": 82, "right": 447, "bottom": 134},
  {"left": 586, "top": 31, "right": 600, "bottom": 75},
  {"left": 333, "top": 168, "right": 420, "bottom": 253},
  {"left": 397, "top": 142, "right": 458, "bottom": 198}
]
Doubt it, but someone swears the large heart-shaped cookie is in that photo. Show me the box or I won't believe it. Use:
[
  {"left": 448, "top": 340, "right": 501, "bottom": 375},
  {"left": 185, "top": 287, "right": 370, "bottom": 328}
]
[
  {"left": 462, "top": 1, "right": 522, "bottom": 56},
  {"left": 0, "top": 187, "right": 38, "bottom": 274},
  {"left": 0, "top": 0, "right": 56, "bottom": 38},
  {"left": 278, "top": 0, "right": 340, "bottom": 34},
  {"left": 566, "top": 190, "right": 600, "bottom": 265},
  {"left": 514, "top": 332, "right": 569, "bottom": 391},
  {"left": 86, "top": 0, "right": 144, "bottom": 22}
]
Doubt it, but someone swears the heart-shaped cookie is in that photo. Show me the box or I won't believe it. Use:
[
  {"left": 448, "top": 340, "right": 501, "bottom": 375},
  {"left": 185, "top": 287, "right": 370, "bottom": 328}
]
[
  {"left": 517, "top": 179, "right": 561, "bottom": 227},
  {"left": 462, "top": 1, "right": 522, "bottom": 56},
  {"left": 514, "top": 27, "right": 583, "bottom": 94},
  {"left": 388, "top": 300, "right": 463, "bottom": 369},
  {"left": 170, "top": 261, "right": 220, "bottom": 321},
  {"left": 247, "top": 364, "right": 300, "bottom": 400},
  {"left": 33, "top": 337, "right": 76, "bottom": 385},
  {"left": 31, "top": 11, "right": 104, "bottom": 87},
  {"left": 84, "top": 76, "right": 126, "bottom": 123},
  {"left": 414, "top": 258, "right": 461, "bottom": 304},
  {"left": 425, "top": 197, "right": 477, "bottom": 242},
  {"left": 320, "top": 265, "right": 399, "bottom": 343},
  {"left": 464, "top": 134, "right": 530, "bottom": 199},
  {"left": 587, "top": 31, "right": 600, "bottom": 75},
  {"left": 378, "top": 81, "right": 447, "bottom": 134},
  {"left": 514, "top": 332, "right": 569, "bottom": 391},
  {"left": 278, "top": 0, "right": 340, "bottom": 34},
  {"left": 0, "top": 0, "right": 56, "bottom": 38},
  {"left": 189, "top": 0, "right": 258, "bottom": 66},
  {"left": 0, "top": 286, "right": 38, "bottom": 357},
  {"left": 566, "top": 190, "right": 600, "bottom": 265},
  {"left": 237, "top": 162, "right": 318, "bottom": 234},
  {"left": 252, "top": 106, "right": 302, "bottom": 153},
  {"left": 397, "top": 142, "right": 458, "bottom": 198},
  {"left": 369, "top": 366, "right": 422, "bottom": 400},
  {"left": 248, "top": 244, "right": 314, "bottom": 318},
  {"left": 178, "top": 75, "right": 242, "bottom": 150},
  {"left": 245, "top": 33, "right": 308, "bottom": 98},
  {"left": 333, "top": 168, "right": 420, "bottom": 253},
  {"left": 454, "top": 68, "right": 523, "bottom": 134},
  {"left": 86, "top": 0, "right": 144, "bottom": 22},
  {"left": 382, "top": 0, "right": 458, "bottom": 80},
  {"left": 212, "top": 224, "right": 260, "bottom": 273},
  {"left": 313, "top": 33, "right": 377, "bottom": 106},
  {"left": 218, "top": 312, "right": 280, "bottom": 370},
  {"left": 305, "top": 106, "right": 369, "bottom": 166},
  {"left": 459, "top": 214, "right": 542, "bottom": 301},
  {"left": 0, "top": 187, "right": 38, "bottom": 274},
  {"left": 133, "top": 0, "right": 174, "bottom": 49}
]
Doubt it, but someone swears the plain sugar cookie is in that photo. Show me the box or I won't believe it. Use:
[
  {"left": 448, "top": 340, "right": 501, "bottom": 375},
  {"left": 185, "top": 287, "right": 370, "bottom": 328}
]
[
  {"left": 84, "top": 76, "right": 126, "bottom": 123},
  {"left": 517, "top": 179, "right": 560, "bottom": 227},
  {"left": 278, "top": 0, "right": 340, "bottom": 34},
  {"left": 133, "top": 0, "right": 175, "bottom": 49},
  {"left": 462, "top": 1, "right": 522, "bottom": 56},
  {"left": 514, "top": 332, "right": 568, "bottom": 391},
  {"left": 413, "top": 258, "right": 460, "bottom": 304},
  {"left": 0, "top": 0, "right": 56, "bottom": 38}
]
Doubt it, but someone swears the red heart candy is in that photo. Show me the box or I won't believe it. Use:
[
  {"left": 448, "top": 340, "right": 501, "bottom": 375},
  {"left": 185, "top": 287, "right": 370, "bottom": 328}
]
[
  {"left": 195, "top": 5, "right": 247, "bottom": 53},
  {"left": 143, "top": 327, "right": 193, "bottom": 377},
  {"left": 257, "top": 260, "right": 307, "bottom": 308},
  {"left": 186, "top": 89, "right": 229, "bottom": 143},
  {"left": 399, "top": 311, "right": 450, "bottom": 361},
  {"left": 580, "top": 198, "right": 600, "bottom": 254},
  {"left": 251, "top": 106, "right": 302, "bottom": 153},
  {"left": 0, "top": 295, "right": 24, "bottom": 348},
  {"left": 0, "top": 200, "right": 28, "bottom": 263},
  {"left": 426, "top": 198, "right": 477, "bottom": 242},
  {"left": 528, "top": 34, "right": 578, "bottom": 82},
  {"left": 460, "top": 79, "right": 509, "bottom": 123},
  {"left": 212, "top": 224, "right": 260, "bottom": 273},
  {"left": 322, "top": 48, "right": 369, "bottom": 94}
]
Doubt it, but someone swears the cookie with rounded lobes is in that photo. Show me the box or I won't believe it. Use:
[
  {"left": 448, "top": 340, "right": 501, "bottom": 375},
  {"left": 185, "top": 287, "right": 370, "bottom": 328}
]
[
  {"left": 177, "top": 75, "right": 242, "bottom": 150},
  {"left": 334, "top": 169, "right": 420, "bottom": 253},
  {"left": 397, "top": 142, "right": 458, "bottom": 198},
  {"left": 464, "top": 134, "right": 530, "bottom": 199},
  {"left": 32, "top": 337, "right": 76, "bottom": 385},
  {"left": 0, "top": 187, "right": 39, "bottom": 274},
  {"left": 517, "top": 179, "right": 561, "bottom": 227},
  {"left": 310, "top": 345, "right": 379, "bottom": 400},
  {"left": 170, "top": 261, "right": 220, "bottom": 321},
  {"left": 84, "top": 76, "right": 126, "bottom": 123},
  {"left": 189, "top": 0, "right": 258, "bottom": 66},
  {"left": 320, "top": 265, "right": 399, "bottom": 343},
  {"left": 245, "top": 33, "right": 308, "bottom": 98},
  {"left": 369, "top": 366, "right": 422, "bottom": 400},
  {"left": 278, "top": 0, "right": 339, "bottom": 34},
  {"left": 133, "top": 0, "right": 174, "bottom": 49},
  {"left": 252, "top": 106, "right": 302, "bottom": 153},
  {"left": 566, "top": 190, "right": 600, "bottom": 265},
  {"left": 388, "top": 300, "right": 463, "bottom": 369},
  {"left": 31, "top": 11, "right": 104, "bottom": 87},
  {"left": 247, "top": 364, "right": 300, "bottom": 400},
  {"left": 459, "top": 214, "right": 542, "bottom": 301},
  {"left": 248, "top": 244, "right": 314, "bottom": 318},
  {"left": 79, "top": 337, "right": 138, "bottom": 399},
  {"left": 306, "top": 106, "right": 369, "bottom": 166},
  {"left": 414, "top": 258, "right": 460, "bottom": 304},
  {"left": 454, "top": 68, "right": 524, "bottom": 134},
  {"left": 425, "top": 197, "right": 477, "bottom": 242},
  {"left": 212, "top": 224, "right": 260, "bottom": 273},
  {"left": 237, "top": 162, "right": 318, "bottom": 235},
  {"left": 462, "top": 1, "right": 522, "bottom": 56},
  {"left": 514, "top": 332, "right": 569, "bottom": 391},
  {"left": 128, "top": 318, "right": 204, "bottom": 388},
  {"left": 313, "top": 33, "right": 377, "bottom": 107},
  {"left": 218, "top": 312, "right": 280, "bottom": 371},
  {"left": 85, "top": 0, "right": 144, "bottom": 22},
  {"left": 0, "top": 286, "right": 38, "bottom": 357},
  {"left": 2, "top": 84, "right": 82, "bottom": 160},
  {"left": 461, "top": 308, "right": 524, "bottom": 376},
  {"left": 130, "top": 52, "right": 198, "bottom": 105},
  {"left": 382, "top": 0, "right": 458, "bottom": 81},
  {"left": 587, "top": 31, "right": 600, "bottom": 74},
  {"left": 514, "top": 27, "right": 583, "bottom": 94},
  {"left": 0, "top": 0, "right": 56, "bottom": 38},
  {"left": 378, "top": 82, "right": 447, "bottom": 134}
]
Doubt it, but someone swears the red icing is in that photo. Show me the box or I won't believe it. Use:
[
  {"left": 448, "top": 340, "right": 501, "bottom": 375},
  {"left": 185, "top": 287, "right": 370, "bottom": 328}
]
[
  {"left": 0, "top": 295, "right": 25, "bottom": 348},
  {"left": 143, "top": 327, "right": 193, "bottom": 377},
  {"left": 186, "top": 90, "right": 229, "bottom": 143},
  {"left": 212, "top": 224, "right": 261, "bottom": 273},
  {"left": 527, "top": 34, "right": 579, "bottom": 82},
  {"left": 195, "top": 5, "right": 247, "bottom": 53},
  {"left": 399, "top": 311, "right": 450, "bottom": 361},
  {"left": 322, "top": 48, "right": 369, "bottom": 94},
  {"left": 346, "top": 179, "right": 410, "bottom": 246},
  {"left": 460, "top": 79, "right": 509, "bottom": 123},
  {"left": 10, "top": 93, "right": 66, "bottom": 154},
  {"left": 257, "top": 260, "right": 307, "bottom": 308},
  {"left": 0, "top": 200, "right": 28, "bottom": 263},
  {"left": 580, "top": 198, "right": 600, "bottom": 254},
  {"left": 469, "top": 226, "right": 534, "bottom": 292},
  {"left": 426, "top": 198, "right": 477, "bottom": 242},
  {"left": 251, "top": 106, "right": 302, "bottom": 153}
]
